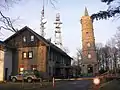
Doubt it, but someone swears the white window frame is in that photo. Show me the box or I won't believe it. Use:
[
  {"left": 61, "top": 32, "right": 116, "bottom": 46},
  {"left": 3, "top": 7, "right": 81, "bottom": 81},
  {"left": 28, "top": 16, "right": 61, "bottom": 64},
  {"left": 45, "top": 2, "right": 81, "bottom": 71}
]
[
  {"left": 23, "top": 52, "right": 27, "bottom": 58},
  {"left": 23, "top": 36, "right": 26, "bottom": 42},
  {"left": 31, "top": 35, "right": 34, "bottom": 41},
  {"left": 28, "top": 51, "right": 33, "bottom": 58}
]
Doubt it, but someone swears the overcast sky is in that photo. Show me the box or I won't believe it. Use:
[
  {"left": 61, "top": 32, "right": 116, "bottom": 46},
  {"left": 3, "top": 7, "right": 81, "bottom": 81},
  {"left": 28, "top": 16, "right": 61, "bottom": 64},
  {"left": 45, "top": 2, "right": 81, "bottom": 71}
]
[{"left": 0, "top": 0, "right": 120, "bottom": 56}]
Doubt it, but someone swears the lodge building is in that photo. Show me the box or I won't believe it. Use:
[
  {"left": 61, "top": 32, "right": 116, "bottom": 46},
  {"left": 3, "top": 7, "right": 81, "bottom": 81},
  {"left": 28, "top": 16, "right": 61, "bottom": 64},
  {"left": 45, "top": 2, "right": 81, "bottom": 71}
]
[{"left": 4, "top": 26, "right": 72, "bottom": 80}]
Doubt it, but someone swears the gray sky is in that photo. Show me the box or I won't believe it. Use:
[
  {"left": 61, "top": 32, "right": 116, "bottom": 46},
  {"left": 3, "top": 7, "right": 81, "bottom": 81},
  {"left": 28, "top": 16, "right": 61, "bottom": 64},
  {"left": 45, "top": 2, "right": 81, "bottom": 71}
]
[{"left": 0, "top": 0, "right": 119, "bottom": 56}]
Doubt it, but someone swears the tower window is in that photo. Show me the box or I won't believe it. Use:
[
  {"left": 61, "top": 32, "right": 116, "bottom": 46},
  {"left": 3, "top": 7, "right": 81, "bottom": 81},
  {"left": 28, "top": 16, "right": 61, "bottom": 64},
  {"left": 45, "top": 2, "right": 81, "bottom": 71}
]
[
  {"left": 87, "top": 43, "right": 91, "bottom": 47},
  {"left": 88, "top": 54, "right": 91, "bottom": 59},
  {"left": 31, "top": 35, "right": 34, "bottom": 41},
  {"left": 86, "top": 32, "right": 89, "bottom": 37}
]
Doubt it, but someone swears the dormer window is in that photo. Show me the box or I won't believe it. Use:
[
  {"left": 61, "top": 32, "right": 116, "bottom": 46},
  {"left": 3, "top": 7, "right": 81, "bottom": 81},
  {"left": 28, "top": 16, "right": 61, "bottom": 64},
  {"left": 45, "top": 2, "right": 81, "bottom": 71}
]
[
  {"left": 23, "top": 36, "right": 26, "bottom": 42},
  {"left": 31, "top": 35, "right": 34, "bottom": 41}
]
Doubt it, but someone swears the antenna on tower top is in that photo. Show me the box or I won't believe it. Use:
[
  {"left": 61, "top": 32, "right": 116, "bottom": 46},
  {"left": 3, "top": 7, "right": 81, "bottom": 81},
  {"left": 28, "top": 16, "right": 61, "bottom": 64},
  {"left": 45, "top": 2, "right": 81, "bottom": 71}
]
[
  {"left": 40, "top": 0, "right": 47, "bottom": 37},
  {"left": 54, "top": 13, "right": 63, "bottom": 49}
]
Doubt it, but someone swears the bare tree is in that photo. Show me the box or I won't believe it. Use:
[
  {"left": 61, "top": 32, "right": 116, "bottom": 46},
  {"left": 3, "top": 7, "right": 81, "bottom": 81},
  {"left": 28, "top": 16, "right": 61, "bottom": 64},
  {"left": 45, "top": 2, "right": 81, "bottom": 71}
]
[
  {"left": 96, "top": 43, "right": 104, "bottom": 71},
  {"left": 47, "top": 0, "right": 58, "bottom": 9},
  {"left": 96, "top": 43, "right": 113, "bottom": 73},
  {"left": 71, "top": 56, "right": 77, "bottom": 66},
  {"left": 0, "top": 0, "right": 21, "bottom": 9},
  {"left": 115, "top": 27, "right": 120, "bottom": 48},
  {"left": 103, "top": 45, "right": 111, "bottom": 71},
  {"left": 0, "top": 11, "right": 19, "bottom": 32},
  {"left": 0, "top": 0, "right": 57, "bottom": 34},
  {"left": 76, "top": 48, "right": 83, "bottom": 66},
  {"left": 105, "top": 35, "right": 120, "bottom": 74},
  {"left": 0, "top": 0, "right": 22, "bottom": 34}
]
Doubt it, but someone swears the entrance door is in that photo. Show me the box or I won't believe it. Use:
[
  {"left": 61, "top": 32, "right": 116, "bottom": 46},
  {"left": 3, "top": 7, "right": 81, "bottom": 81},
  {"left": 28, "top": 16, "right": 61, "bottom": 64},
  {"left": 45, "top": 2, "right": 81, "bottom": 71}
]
[
  {"left": 87, "top": 65, "right": 93, "bottom": 73},
  {"left": 5, "top": 68, "right": 8, "bottom": 80}
]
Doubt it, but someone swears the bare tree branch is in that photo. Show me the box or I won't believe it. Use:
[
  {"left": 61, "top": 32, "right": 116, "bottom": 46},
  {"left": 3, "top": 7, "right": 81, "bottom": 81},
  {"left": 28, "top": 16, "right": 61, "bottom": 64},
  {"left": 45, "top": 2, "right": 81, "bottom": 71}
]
[
  {"left": 0, "top": 0, "right": 56, "bottom": 35},
  {"left": 49, "top": 0, "right": 57, "bottom": 9},
  {"left": 0, "top": 0, "right": 21, "bottom": 9},
  {"left": 0, "top": 11, "right": 19, "bottom": 32}
]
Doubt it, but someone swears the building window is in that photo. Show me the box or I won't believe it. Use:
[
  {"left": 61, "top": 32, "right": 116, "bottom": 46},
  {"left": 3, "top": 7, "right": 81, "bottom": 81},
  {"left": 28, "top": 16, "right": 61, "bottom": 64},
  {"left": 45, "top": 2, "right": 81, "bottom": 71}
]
[
  {"left": 28, "top": 51, "right": 33, "bottom": 59},
  {"left": 86, "top": 32, "right": 89, "bottom": 38},
  {"left": 88, "top": 54, "right": 92, "bottom": 59},
  {"left": 23, "top": 36, "right": 26, "bottom": 42},
  {"left": 32, "top": 68, "right": 36, "bottom": 70},
  {"left": 31, "top": 35, "right": 34, "bottom": 41},
  {"left": 23, "top": 52, "right": 27, "bottom": 58},
  {"left": 31, "top": 65, "right": 37, "bottom": 70}
]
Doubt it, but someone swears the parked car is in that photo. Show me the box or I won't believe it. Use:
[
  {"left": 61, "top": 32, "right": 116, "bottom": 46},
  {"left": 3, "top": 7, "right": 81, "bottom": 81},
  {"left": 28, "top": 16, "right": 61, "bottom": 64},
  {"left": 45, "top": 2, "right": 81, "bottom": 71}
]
[{"left": 10, "top": 70, "right": 41, "bottom": 83}]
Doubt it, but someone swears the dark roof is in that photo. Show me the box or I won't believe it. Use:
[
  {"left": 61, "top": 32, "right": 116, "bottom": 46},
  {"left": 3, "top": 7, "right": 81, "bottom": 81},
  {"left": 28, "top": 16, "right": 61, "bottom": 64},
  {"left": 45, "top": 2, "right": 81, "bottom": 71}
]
[
  {"left": 4, "top": 26, "right": 72, "bottom": 59},
  {"left": 0, "top": 40, "right": 3, "bottom": 43},
  {"left": 4, "top": 26, "right": 49, "bottom": 45},
  {"left": 0, "top": 40, "right": 4, "bottom": 45}
]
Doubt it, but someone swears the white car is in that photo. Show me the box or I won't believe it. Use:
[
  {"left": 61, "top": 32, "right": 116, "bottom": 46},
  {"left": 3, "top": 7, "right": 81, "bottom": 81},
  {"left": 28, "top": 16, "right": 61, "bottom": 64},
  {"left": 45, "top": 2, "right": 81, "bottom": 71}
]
[{"left": 11, "top": 70, "right": 41, "bottom": 83}]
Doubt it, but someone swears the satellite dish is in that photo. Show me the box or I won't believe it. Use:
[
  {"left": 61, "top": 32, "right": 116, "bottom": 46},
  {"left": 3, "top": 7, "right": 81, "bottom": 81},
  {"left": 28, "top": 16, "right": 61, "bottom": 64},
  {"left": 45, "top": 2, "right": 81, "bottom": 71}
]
[{"left": 42, "top": 18, "right": 47, "bottom": 24}]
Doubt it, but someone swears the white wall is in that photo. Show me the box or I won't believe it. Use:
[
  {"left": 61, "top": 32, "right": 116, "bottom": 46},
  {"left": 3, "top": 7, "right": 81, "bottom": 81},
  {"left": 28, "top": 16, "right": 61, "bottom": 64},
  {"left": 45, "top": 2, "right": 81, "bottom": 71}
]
[
  {"left": 4, "top": 49, "right": 12, "bottom": 80},
  {"left": 0, "top": 50, "right": 4, "bottom": 81}
]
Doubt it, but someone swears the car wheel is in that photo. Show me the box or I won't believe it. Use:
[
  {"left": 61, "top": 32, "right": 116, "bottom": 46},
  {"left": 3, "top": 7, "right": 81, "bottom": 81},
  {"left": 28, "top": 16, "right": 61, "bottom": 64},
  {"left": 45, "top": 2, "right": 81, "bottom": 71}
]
[
  {"left": 12, "top": 77, "right": 17, "bottom": 82},
  {"left": 27, "top": 77, "right": 32, "bottom": 83}
]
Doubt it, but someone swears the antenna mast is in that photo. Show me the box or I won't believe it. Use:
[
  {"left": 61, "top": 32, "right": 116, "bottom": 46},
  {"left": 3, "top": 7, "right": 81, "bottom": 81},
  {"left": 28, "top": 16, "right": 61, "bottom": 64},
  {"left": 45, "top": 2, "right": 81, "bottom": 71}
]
[
  {"left": 40, "top": 0, "right": 47, "bottom": 37},
  {"left": 54, "top": 13, "right": 63, "bottom": 49}
]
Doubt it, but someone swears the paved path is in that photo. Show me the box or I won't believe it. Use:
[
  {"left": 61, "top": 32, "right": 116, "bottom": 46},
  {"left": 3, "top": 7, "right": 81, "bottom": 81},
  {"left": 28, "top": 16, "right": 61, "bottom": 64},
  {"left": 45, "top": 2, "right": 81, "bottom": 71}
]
[
  {"left": 0, "top": 80, "right": 92, "bottom": 90},
  {"left": 45, "top": 80, "right": 92, "bottom": 90}
]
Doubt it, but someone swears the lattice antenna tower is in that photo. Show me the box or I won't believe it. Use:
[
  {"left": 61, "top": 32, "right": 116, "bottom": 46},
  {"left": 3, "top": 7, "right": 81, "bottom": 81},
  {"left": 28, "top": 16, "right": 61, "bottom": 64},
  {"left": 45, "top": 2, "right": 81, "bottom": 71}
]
[
  {"left": 40, "top": 0, "right": 47, "bottom": 37},
  {"left": 54, "top": 13, "right": 63, "bottom": 49}
]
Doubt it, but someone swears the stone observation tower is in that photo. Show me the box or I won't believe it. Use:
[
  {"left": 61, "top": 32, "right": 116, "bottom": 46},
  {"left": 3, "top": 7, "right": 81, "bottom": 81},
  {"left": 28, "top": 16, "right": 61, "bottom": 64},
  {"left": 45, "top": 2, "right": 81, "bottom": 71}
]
[{"left": 80, "top": 7, "right": 98, "bottom": 75}]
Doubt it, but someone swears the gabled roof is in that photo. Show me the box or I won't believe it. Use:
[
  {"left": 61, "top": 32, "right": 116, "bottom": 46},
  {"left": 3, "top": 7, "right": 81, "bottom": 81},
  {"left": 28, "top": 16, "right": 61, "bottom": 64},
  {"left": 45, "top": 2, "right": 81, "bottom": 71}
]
[
  {"left": 0, "top": 40, "right": 4, "bottom": 45},
  {"left": 4, "top": 26, "right": 72, "bottom": 59},
  {"left": 4, "top": 26, "right": 49, "bottom": 46},
  {"left": 84, "top": 7, "right": 89, "bottom": 16}
]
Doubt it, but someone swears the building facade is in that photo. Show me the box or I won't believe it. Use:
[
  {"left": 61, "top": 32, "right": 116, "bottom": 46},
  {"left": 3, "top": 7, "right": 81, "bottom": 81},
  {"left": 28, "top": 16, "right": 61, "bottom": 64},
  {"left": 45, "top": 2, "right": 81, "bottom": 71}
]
[
  {"left": 80, "top": 8, "right": 98, "bottom": 75},
  {"left": 4, "top": 26, "right": 72, "bottom": 80},
  {"left": 0, "top": 41, "right": 4, "bottom": 81}
]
